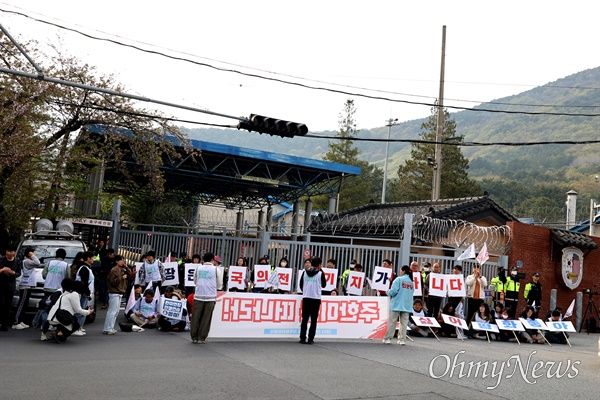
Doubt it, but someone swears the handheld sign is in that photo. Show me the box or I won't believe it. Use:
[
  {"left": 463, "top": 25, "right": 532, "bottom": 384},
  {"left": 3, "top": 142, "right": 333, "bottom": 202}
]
[
  {"left": 185, "top": 264, "right": 200, "bottom": 287},
  {"left": 228, "top": 266, "right": 247, "bottom": 290},
  {"left": 134, "top": 262, "right": 143, "bottom": 285},
  {"left": 276, "top": 268, "right": 293, "bottom": 292},
  {"left": 412, "top": 273, "right": 422, "bottom": 296},
  {"left": 253, "top": 265, "right": 271, "bottom": 289},
  {"left": 410, "top": 316, "right": 441, "bottom": 328},
  {"left": 471, "top": 321, "right": 500, "bottom": 333},
  {"left": 161, "top": 262, "right": 179, "bottom": 286},
  {"left": 296, "top": 268, "right": 305, "bottom": 293},
  {"left": 497, "top": 319, "right": 525, "bottom": 331},
  {"left": 322, "top": 268, "right": 339, "bottom": 292},
  {"left": 371, "top": 267, "right": 392, "bottom": 292},
  {"left": 441, "top": 313, "right": 468, "bottom": 329},
  {"left": 427, "top": 273, "right": 446, "bottom": 298},
  {"left": 545, "top": 320, "right": 576, "bottom": 333},
  {"left": 161, "top": 297, "right": 185, "bottom": 320},
  {"left": 519, "top": 318, "right": 549, "bottom": 331},
  {"left": 447, "top": 275, "right": 465, "bottom": 297},
  {"left": 347, "top": 271, "right": 365, "bottom": 296}
]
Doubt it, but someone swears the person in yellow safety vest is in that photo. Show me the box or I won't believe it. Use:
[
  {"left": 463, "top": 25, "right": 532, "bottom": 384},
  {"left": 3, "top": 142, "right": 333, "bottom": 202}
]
[
  {"left": 524, "top": 272, "right": 542, "bottom": 310},
  {"left": 340, "top": 259, "right": 356, "bottom": 295},
  {"left": 504, "top": 266, "right": 521, "bottom": 313},
  {"left": 490, "top": 266, "right": 507, "bottom": 301}
]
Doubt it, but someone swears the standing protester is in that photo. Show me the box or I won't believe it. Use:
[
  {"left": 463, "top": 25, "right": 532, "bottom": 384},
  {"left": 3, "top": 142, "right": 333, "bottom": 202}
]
[
  {"left": 299, "top": 257, "right": 326, "bottom": 344},
  {"left": 409, "top": 261, "right": 422, "bottom": 302},
  {"left": 103, "top": 255, "right": 131, "bottom": 335},
  {"left": 190, "top": 252, "right": 223, "bottom": 344},
  {"left": 139, "top": 251, "right": 165, "bottom": 290},
  {"left": 98, "top": 248, "right": 115, "bottom": 309},
  {"left": 74, "top": 251, "right": 95, "bottom": 336},
  {"left": 377, "top": 259, "right": 395, "bottom": 296},
  {"left": 13, "top": 247, "right": 40, "bottom": 330},
  {"left": 42, "top": 248, "right": 68, "bottom": 295},
  {"left": 321, "top": 258, "right": 339, "bottom": 296},
  {"left": 504, "top": 266, "right": 521, "bottom": 314},
  {"left": 0, "top": 244, "right": 20, "bottom": 331},
  {"left": 340, "top": 259, "right": 356, "bottom": 295},
  {"left": 465, "top": 264, "right": 487, "bottom": 324},
  {"left": 447, "top": 265, "right": 464, "bottom": 308},
  {"left": 382, "top": 265, "right": 414, "bottom": 345},
  {"left": 524, "top": 272, "right": 542, "bottom": 310},
  {"left": 424, "top": 263, "right": 443, "bottom": 318}
]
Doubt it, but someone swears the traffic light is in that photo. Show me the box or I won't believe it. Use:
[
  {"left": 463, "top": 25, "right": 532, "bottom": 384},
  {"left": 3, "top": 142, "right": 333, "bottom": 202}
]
[{"left": 237, "top": 114, "right": 309, "bottom": 138}]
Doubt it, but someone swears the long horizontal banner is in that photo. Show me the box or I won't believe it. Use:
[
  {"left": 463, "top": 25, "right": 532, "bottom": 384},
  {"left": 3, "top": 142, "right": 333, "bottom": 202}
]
[{"left": 210, "top": 292, "right": 389, "bottom": 339}]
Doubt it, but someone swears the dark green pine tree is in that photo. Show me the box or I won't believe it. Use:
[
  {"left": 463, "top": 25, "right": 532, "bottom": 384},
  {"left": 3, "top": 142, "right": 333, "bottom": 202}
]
[{"left": 390, "top": 105, "right": 481, "bottom": 201}]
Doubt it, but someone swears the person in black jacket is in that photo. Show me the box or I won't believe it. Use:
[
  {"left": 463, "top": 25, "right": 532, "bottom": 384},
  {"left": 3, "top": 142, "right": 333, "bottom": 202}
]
[{"left": 299, "top": 257, "right": 327, "bottom": 344}]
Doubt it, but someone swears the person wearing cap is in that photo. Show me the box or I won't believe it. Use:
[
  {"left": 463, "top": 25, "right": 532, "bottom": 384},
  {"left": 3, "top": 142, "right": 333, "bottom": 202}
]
[
  {"left": 504, "top": 266, "right": 521, "bottom": 313},
  {"left": 490, "top": 267, "right": 507, "bottom": 301},
  {"left": 447, "top": 265, "right": 463, "bottom": 309},
  {"left": 524, "top": 272, "right": 542, "bottom": 309}
]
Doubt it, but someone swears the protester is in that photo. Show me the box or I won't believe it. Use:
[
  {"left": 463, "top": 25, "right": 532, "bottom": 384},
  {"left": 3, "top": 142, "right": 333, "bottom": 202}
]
[
  {"left": 407, "top": 299, "right": 428, "bottom": 337},
  {"left": 126, "top": 284, "right": 143, "bottom": 321},
  {"left": 43, "top": 279, "right": 93, "bottom": 343},
  {"left": 321, "top": 258, "right": 338, "bottom": 296},
  {"left": 190, "top": 252, "right": 223, "bottom": 344},
  {"left": 98, "top": 248, "right": 115, "bottom": 309},
  {"left": 469, "top": 303, "right": 496, "bottom": 340},
  {"left": 447, "top": 265, "right": 464, "bottom": 308},
  {"left": 130, "top": 288, "right": 159, "bottom": 329},
  {"left": 346, "top": 263, "right": 365, "bottom": 296},
  {"left": 158, "top": 288, "right": 187, "bottom": 332},
  {"left": 493, "top": 302, "right": 504, "bottom": 320},
  {"left": 340, "top": 259, "right": 356, "bottom": 295},
  {"left": 138, "top": 250, "right": 165, "bottom": 289},
  {"left": 519, "top": 305, "right": 544, "bottom": 344},
  {"left": 377, "top": 259, "right": 395, "bottom": 296},
  {"left": 73, "top": 251, "right": 95, "bottom": 336},
  {"left": 13, "top": 247, "right": 40, "bottom": 330},
  {"left": 382, "top": 265, "right": 413, "bottom": 345},
  {"left": 465, "top": 264, "right": 487, "bottom": 324},
  {"left": 424, "top": 262, "right": 443, "bottom": 318},
  {"left": 42, "top": 248, "right": 69, "bottom": 295},
  {"left": 437, "top": 302, "right": 458, "bottom": 338},
  {"left": 69, "top": 251, "right": 84, "bottom": 279},
  {"left": 496, "top": 307, "right": 515, "bottom": 342},
  {"left": 103, "top": 255, "right": 131, "bottom": 335},
  {"left": 299, "top": 257, "right": 326, "bottom": 344},
  {"left": 545, "top": 310, "right": 568, "bottom": 344},
  {"left": 0, "top": 244, "right": 19, "bottom": 331}
]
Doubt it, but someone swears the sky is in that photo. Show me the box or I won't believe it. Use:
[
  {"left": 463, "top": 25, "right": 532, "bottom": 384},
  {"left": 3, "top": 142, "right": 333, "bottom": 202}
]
[{"left": 1, "top": 0, "right": 599, "bottom": 133}]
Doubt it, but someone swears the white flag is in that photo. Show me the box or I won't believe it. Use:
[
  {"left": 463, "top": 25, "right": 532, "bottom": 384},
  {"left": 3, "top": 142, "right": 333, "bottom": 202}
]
[
  {"left": 564, "top": 299, "right": 575, "bottom": 318},
  {"left": 457, "top": 244, "right": 476, "bottom": 261},
  {"left": 476, "top": 243, "right": 489, "bottom": 265},
  {"left": 125, "top": 287, "right": 136, "bottom": 314},
  {"left": 531, "top": 300, "right": 536, "bottom": 309},
  {"left": 266, "top": 269, "right": 280, "bottom": 290}
]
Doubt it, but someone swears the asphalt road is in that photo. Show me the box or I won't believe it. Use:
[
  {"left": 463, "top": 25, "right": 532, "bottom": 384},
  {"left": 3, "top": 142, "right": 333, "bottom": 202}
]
[{"left": 1, "top": 310, "right": 599, "bottom": 400}]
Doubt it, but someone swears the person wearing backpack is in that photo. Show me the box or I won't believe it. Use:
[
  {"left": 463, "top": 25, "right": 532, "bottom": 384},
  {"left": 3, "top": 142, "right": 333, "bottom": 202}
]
[{"left": 42, "top": 279, "right": 93, "bottom": 343}]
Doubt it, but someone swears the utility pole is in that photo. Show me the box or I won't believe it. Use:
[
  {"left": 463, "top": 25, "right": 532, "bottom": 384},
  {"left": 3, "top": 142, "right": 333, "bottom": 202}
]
[
  {"left": 382, "top": 118, "right": 398, "bottom": 204},
  {"left": 432, "top": 25, "right": 446, "bottom": 201}
]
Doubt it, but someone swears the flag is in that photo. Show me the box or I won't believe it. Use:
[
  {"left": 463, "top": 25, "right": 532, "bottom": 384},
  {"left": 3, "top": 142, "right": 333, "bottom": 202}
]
[
  {"left": 531, "top": 300, "right": 536, "bottom": 309},
  {"left": 125, "top": 287, "right": 136, "bottom": 314},
  {"left": 564, "top": 299, "right": 575, "bottom": 318},
  {"left": 266, "top": 268, "right": 280, "bottom": 290},
  {"left": 154, "top": 286, "right": 162, "bottom": 313},
  {"left": 476, "top": 243, "right": 489, "bottom": 265},
  {"left": 457, "top": 244, "right": 476, "bottom": 261},
  {"left": 165, "top": 252, "right": 172, "bottom": 262}
]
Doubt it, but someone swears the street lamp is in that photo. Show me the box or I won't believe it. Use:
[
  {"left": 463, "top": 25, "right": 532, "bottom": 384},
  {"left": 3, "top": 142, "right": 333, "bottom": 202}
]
[{"left": 382, "top": 118, "right": 398, "bottom": 204}]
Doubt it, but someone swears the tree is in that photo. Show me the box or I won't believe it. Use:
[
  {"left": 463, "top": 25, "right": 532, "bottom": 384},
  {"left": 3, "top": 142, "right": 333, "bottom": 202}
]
[
  {"left": 0, "top": 33, "right": 188, "bottom": 244},
  {"left": 313, "top": 99, "right": 383, "bottom": 211},
  {"left": 389, "top": 105, "right": 480, "bottom": 201}
]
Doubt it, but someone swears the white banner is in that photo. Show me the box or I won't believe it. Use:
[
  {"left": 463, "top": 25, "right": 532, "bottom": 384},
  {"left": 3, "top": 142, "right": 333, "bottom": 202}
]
[
  {"left": 161, "top": 297, "right": 185, "bottom": 320},
  {"left": 371, "top": 267, "right": 393, "bottom": 292},
  {"left": 496, "top": 319, "right": 525, "bottom": 331},
  {"left": 441, "top": 313, "right": 468, "bottom": 329},
  {"left": 134, "top": 262, "right": 143, "bottom": 285},
  {"left": 471, "top": 321, "right": 500, "bottom": 333},
  {"left": 228, "top": 266, "right": 247, "bottom": 290},
  {"left": 161, "top": 262, "right": 179, "bottom": 287},
  {"left": 210, "top": 293, "right": 389, "bottom": 339},
  {"left": 447, "top": 275, "right": 465, "bottom": 297},
  {"left": 185, "top": 264, "right": 199, "bottom": 287},
  {"left": 410, "top": 316, "right": 441, "bottom": 328},
  {"left": 412, "top": 273, "right": 422, "bottom": 296},
  {"left": 427, "top": 273, "right": 446, "bottom": 298},
  {"left": 347, "top": 271, "right": 365, "bottom": 296},
  {"left": 276, "top": 268, "right": 293, "bottom": 292},
  {"left": 253, "top": 265, "right": 271, "bottom": 289},
  {"left": 545, "top": 320, "right": 576, "bottom": 332},
  {"left": 519, "top": 318, "right": 549, "bottom": 331},
  {"left": 296, "top": 268, "right": 305, "bottom": 293},
  {"left": 322, "top": 268, "right": 339, "bottom": 292}
]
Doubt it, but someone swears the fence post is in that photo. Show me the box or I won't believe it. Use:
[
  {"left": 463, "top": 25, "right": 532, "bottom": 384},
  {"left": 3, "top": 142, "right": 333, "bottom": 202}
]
[
  {"left": 399, "top": 213, "right": 414, "bottom": 268},
  {"left": 260, "top": 230, "right": 270, "bottom": 260}
]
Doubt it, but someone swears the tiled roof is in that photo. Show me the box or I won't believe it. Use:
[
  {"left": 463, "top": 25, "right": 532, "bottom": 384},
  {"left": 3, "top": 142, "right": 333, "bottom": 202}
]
[
  {"left": 309, "top": 195, "right": 517, "bottom": 236},
  {"left": 551, "top": 229, "right": 599, "bottom": 250}
]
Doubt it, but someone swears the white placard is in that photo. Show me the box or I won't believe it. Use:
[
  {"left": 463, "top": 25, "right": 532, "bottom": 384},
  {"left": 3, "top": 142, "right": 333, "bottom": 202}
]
[
  {"left": 347, "top": 271, "right": 365, "bottom": 296},
  {"left": 471, "top": 321, "right": 500, "bottom": 333},
  {"left": 447, "top": 275, "right": 466, "bottom": 297},
  {"left": 441, "top": 313, "right": 468, "bottom": 329},
  {"left": 545, "top": 320, "right": 576, "bottom": 332},
  {"left": 161, "top": 297, "right": 185, "bottom": 320},
  {"left": 184, "top": 264, "right": 200, "bottom": 287},
  {"left": 296, "top": 268, "right": 305, "bottom": 293},
  {"left": 519, "top": 318, "right": 549, "bottom": 331},
  {"left": 253, "top": 265, "right": 271, "bottom": 289},
  {"left": 410, "top": 316, "right": 441, "bottom": 328},
  {"left": 161, "top": 262, "right": 179, "bottom": 286},
  {"left": 371, "top": 267, "right": 393, "bottom": 292},
  {"left": 496, "top": 319, "right": 525, "bottom": 331},
  {"left": 322, "top": 268, "right": 339, "bottom": 292},
  {"left": 427, "top": 273, "right": 446, "bottom": 298},
  {"left": 412, "top": 273, "right": 422, "bottom": 296},
  {"left": 276, "top": 268, "right": 293, "bottom": 292},
  {"left": 228, "top": 266, "right": 247, "bottom": 290},
  {"left": 134, "top": 262, "right": 143, "bottom": 285}
]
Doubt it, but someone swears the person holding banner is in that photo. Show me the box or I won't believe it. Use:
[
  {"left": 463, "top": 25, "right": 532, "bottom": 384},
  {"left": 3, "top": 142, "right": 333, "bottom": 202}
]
[
  {"left": 466, "top": 265, "right": 487, "bottom": 324},
  {"left": 437, "top": 303, "right": 459, "bottom": 338},
  {"left": 424, "top": 263, "right": 443, "bottom": 319},
  {"left": 299, "top": 257, "right": 327, "bottom": 344},
  {"left": 544, "top": 310, "right": 569, "bottom": 344},
  {"left": 383, "top": 265, "right": 413, "bottom": 345},
  {"left": 407, "top": 299, "right": 428, "bottom": 337},
  {"left": 322, "top": 259, "right": 339, "bottom": 295},
  {"left": 190, "top": 252, "right": 223, "bottom": 344},
  {"left": 519, "top": 305, "right": 544, "bottom": 344},
  {"left": 469, "top": 303, "right": 496, "bottom": 340},
  {"left": 447, "top": 265, "right": 464, "bottom": 309},
  {"left": 157, "top": 289, "right": 187, "bottom": 332}
]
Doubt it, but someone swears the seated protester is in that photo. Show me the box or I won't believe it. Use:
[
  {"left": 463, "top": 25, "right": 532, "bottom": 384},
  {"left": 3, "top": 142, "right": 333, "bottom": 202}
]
[
  {"left": 492, "top": 302, "right": 504, "bottom": 321},
  {"left": 407, "top": 299, "right": 428, "bottom": 337},
  {"left": 469, "top": 303, "right": 496, "bottom": 340},
  {"left": 496, "top": 307, "right": 515, "bottom": 342},
  {"left": 130, "top": 288, "right": 159, "bottom": 328},
  {"left": 545, "top": 310, "right": 568, "bottom": 344},
  {"left": 157, "top": 288, "right": 187, "bottom": 332},
  {"left": 125, "top": 284, "right": 143, "bottom": 321},
  {"left": 545, "top": 307, "right": 563, "bottom": 321},
  {"left": 43, "top": 279, "right": 93, "bottom": 343},
  {"left": 437, "top": 302, "right": 458, "bottom": 338},
  {"left": 519, "top": 305, "right": 544, "bottom": 344}
]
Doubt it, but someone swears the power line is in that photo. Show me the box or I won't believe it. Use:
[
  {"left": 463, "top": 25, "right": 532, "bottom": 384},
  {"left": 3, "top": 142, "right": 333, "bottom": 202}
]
[{"left": 2, "top": 7, "right": 600, "bottom": 117}]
